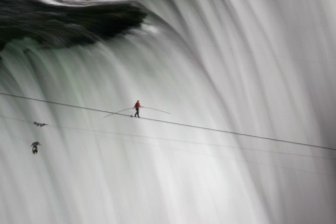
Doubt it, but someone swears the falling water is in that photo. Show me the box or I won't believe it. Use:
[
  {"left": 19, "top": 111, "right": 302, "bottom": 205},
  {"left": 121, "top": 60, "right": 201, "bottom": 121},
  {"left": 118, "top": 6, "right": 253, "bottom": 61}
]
[{"left": 0, "top": 0, "right": 336, "bottom": 224}]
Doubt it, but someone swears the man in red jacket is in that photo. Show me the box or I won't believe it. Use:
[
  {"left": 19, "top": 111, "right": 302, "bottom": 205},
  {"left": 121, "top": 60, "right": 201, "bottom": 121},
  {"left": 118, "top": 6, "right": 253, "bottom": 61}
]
[{"left": 134, "top": 100, "right": 141, "bottom": 118}]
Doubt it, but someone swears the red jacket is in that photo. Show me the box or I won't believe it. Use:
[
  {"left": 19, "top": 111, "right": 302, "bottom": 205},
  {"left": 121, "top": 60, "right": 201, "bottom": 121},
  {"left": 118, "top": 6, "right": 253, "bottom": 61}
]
[{"left": 134, "top": 101, "right": 141, "bottom": 109}]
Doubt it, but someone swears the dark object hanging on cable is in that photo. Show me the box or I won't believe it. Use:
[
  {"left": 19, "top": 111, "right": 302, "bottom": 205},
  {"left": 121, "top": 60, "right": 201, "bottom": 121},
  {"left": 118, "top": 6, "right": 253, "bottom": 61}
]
[{"left": 31, "top": 141, "right": 41, "bottom": 154}]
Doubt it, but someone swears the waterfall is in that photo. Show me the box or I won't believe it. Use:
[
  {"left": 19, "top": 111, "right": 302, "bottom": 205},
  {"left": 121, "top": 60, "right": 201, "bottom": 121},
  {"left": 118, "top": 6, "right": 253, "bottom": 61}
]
[{"left": 0, "top": 0, "right": 335, "bottom": 224}]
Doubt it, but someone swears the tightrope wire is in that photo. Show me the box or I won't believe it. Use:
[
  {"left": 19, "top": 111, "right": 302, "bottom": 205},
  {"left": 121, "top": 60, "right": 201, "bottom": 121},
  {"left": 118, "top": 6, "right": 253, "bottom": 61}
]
[{"left": 0, "top": 91, "right": 335, "bottom": 151}]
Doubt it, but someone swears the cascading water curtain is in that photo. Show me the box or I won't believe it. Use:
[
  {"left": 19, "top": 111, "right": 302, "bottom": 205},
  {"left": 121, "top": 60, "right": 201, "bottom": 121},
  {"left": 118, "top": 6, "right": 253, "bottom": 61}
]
[{"left": 0, "top": 0, "right": 335, "bottom": 224}]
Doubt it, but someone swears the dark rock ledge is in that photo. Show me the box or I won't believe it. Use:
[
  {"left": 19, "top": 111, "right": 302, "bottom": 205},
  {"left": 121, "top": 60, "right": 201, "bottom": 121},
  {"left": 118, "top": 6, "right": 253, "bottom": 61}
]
[{"left": 0, "top": 0, "right": 147, "bottom": 50}]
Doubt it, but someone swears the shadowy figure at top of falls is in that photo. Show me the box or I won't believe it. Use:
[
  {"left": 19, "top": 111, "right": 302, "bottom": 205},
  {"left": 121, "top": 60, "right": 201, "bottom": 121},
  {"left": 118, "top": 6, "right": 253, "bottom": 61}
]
[{"left": 0, "top": 0, "right": 147, "bottom": 50}]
